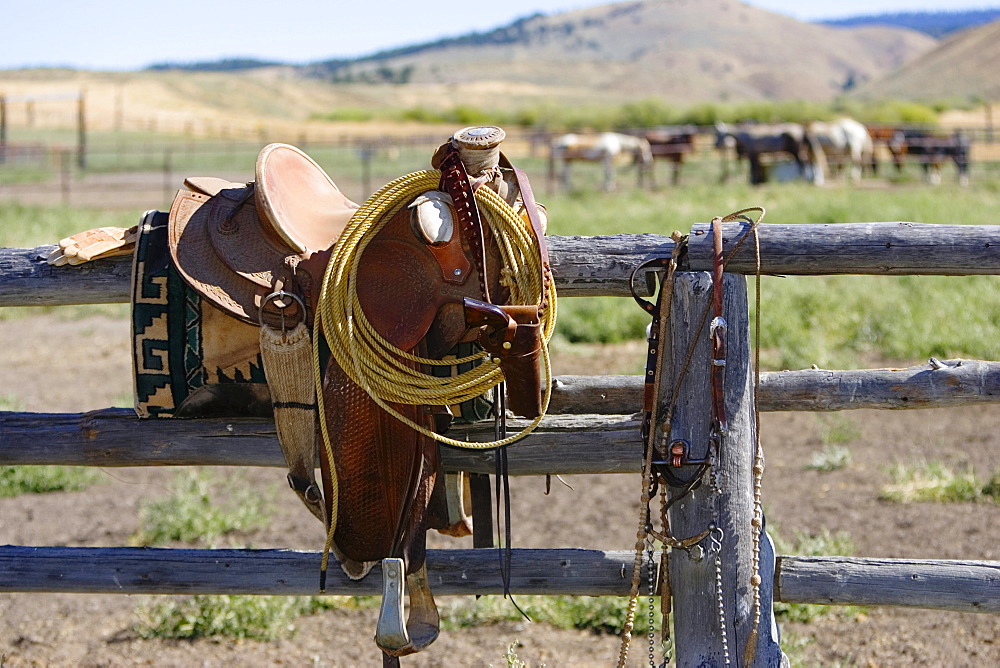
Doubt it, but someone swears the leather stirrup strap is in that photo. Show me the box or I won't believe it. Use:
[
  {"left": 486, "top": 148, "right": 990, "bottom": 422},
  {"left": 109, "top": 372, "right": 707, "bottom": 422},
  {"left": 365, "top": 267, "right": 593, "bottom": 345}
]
[{"left": 470, "top": 472, "right": 494, "bottom": 548}]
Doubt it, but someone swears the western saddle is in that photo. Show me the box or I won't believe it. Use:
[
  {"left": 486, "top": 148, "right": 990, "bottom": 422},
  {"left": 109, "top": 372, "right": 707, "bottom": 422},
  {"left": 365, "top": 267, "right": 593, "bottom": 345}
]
[{"left": 50, "top": 126, "right": 553, "bottom": 664}]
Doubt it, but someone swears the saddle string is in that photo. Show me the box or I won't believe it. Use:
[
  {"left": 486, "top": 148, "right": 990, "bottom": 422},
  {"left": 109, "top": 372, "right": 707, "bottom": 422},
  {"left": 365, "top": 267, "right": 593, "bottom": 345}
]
[
  {"left": 493, "top": 383, "right": 530, "bottom": 621},
  {"left": 740, "top": 211, "right": 765, "bottom": 668}
]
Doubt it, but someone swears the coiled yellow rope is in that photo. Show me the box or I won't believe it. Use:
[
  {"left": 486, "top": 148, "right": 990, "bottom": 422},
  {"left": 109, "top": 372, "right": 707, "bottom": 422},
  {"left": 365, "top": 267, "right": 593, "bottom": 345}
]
[
  {"left": 313, "top": 168, "right": 556, "bottom": 451},
  {"left": 312, "top": 167, "right": 554, "bottom": 579}
]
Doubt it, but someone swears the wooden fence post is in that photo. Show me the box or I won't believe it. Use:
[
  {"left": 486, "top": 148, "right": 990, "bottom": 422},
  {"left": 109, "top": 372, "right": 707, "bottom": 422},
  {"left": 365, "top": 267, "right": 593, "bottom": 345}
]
[
  {"left": 163, "top": 149, "right": 173, "bottom": 206},
  {"left": 662, "top": 272, "right": 785, "bottom": 666},
  {"left": 0, "top": 95, "right": 7, "bottom": 164},
  {"left": 77, "top": 92, "right": 87, "bottom": 170}
]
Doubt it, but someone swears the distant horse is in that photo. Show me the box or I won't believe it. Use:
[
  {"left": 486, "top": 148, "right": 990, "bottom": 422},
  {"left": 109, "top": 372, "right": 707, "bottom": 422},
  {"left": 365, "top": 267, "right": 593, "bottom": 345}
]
[
  {"left": 805, "top": 118, "right": 874, "bottom": 184},
  {"left": 714, "top": 122, "right": 822, "bottom": 185},
  {"left": 549, "top": 132, "right": 654, "bottom": 192},
  {"left": 893, "top": 129, "right": 971, "bottom": 186},
  {"left": 867, "top": 124, "right": 907, "bottom": 174},
  {"left": 644, "top": 126, "right": 697, "bottom": 186}
]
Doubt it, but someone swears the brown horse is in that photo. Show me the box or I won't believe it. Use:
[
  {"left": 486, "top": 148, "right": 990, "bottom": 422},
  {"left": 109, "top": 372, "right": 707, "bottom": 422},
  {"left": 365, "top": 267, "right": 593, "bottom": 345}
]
[
  {"left": 644, "top": 126, "right": 697, "bottom": 186},
  {"left": 867, "top": 124, "right": 907, "bottom": 174}
]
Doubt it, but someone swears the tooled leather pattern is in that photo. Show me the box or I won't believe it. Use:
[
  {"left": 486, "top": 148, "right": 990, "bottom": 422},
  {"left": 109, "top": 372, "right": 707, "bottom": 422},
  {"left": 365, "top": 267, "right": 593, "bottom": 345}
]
[{"left": 323, "top": 355, "right": 436, "bottom": 565}]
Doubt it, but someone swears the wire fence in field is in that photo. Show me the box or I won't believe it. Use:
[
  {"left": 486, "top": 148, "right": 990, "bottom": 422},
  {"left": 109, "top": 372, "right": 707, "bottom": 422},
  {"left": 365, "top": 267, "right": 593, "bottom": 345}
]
[{"left": 1, "top": 128, "right": 998, "bottom": 211}]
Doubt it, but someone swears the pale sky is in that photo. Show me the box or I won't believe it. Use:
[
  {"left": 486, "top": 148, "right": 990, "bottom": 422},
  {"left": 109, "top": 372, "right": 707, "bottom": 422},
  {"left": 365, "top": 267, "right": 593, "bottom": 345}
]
[{"left": 0, "top": 0, "right": 994, "bottom": 71}]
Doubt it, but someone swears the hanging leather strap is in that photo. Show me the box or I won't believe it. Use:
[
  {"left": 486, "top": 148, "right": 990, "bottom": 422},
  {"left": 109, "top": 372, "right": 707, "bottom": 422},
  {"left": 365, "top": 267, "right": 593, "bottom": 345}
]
[{"left": 710, "top": 218, "right": 728, "bottom": 437}]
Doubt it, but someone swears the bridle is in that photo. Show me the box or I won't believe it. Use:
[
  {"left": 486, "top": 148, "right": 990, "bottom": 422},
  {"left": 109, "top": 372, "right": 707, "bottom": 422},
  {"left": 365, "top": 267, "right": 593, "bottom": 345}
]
[{"left": 619, "top": 207, "right": 766, "bottom": 668}]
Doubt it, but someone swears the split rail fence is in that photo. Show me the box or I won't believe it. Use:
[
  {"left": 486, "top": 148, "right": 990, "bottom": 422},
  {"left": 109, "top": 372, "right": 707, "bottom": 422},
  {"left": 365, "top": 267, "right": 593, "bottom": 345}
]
[{"left": 2, "top": 221, "right": 1000, "bottom": 664}]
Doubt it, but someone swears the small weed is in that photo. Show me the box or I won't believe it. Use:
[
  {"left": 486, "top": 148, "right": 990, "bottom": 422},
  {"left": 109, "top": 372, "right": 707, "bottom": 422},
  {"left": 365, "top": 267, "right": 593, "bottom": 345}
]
[
  {"left": 982, "top": 469, "right": 1000, "bottom": 501},
  {"left": 0, "top": 394, "right": 23, "bottom": 411},
  {"left": 805, "top": 444, "right": 853, "bottom": 472},
  {"left": 503, "top": 640, "right": 529, "bottom": 668},
  {"left": 0, "top": 465, "right": 103, "bottom": 497},
  {"left": 130, "top": 469, "right": 269, "bottom": 546},
  {"left": 815, "top": 414, "right": 861, "bottom": 446},
  {"left": 879, "top": 460, "right": 983, "bottom": 503},
  {"left": 136, "top": 595, "right": 301, "bottom": 640}
]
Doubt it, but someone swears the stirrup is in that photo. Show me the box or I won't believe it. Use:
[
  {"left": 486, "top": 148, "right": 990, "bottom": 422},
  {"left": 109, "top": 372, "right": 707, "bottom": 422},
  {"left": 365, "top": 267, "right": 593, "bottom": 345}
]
[{"left": 375, "top": 558, "right": 440, "bottom": 657}]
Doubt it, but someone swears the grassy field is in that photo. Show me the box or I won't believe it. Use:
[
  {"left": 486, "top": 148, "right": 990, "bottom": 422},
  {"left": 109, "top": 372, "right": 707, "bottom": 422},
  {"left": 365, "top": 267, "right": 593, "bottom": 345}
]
[
  {"left": 3, "top": 171, "right": 999, "bottom": 370},
  {"left": 542, "top": 179, "right": 1000, "bottom": 369}
]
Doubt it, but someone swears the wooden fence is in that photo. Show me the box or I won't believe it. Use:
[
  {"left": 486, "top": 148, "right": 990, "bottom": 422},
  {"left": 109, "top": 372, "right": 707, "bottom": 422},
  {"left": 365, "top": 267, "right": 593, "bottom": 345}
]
[{"left": 2, "top": 221, "right": 1000, "bottom": 665}]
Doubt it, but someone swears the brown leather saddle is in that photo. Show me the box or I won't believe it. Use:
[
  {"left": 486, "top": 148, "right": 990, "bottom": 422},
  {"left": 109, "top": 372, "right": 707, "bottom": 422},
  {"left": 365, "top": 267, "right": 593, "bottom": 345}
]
[{"left": 164, "top": 128, "right": 552, "bottom": 662}]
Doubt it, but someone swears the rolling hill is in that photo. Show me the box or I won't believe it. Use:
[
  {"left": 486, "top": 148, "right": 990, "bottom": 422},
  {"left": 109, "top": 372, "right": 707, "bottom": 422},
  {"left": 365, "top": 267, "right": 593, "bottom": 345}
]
[
  {"left": 853, "top": 19, "right": 1000, "bottom": 102},
  {"left": 305, "top": 0, "right": 937, "bottom": 102}
]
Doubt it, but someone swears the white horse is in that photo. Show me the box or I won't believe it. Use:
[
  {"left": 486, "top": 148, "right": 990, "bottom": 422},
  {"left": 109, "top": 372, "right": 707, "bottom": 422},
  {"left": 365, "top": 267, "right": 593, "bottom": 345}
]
[
  {"left": 549, "top": 132, "right": 654, "bottom": 192},
  {"left": 805, "top": 118, "right": 874, "bottom": 185}
]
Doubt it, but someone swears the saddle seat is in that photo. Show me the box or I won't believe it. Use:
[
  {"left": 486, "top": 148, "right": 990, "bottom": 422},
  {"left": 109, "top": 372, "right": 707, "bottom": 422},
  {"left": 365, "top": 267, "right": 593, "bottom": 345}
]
[
  {"left": 255, "top": 143, "right": 357, "bottom": 255},
  {"left": 168, "top": 143, "right": 358, "bottom": 326}
]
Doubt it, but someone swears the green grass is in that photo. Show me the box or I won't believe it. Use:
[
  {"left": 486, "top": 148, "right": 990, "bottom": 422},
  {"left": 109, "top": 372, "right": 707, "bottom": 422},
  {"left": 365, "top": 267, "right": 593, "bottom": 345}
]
[
  {"left": 0, "top": 201, "right": 138, "bottom": 248},
  {"left": 879, "top": 460, "right": 992, "bottom": 503},
  {"left": 540, "top": 180, "right": 1000, "bottom": 367},
  {"left": 440, "top": 593, "right": 660, "bottom": 636},
  {"left": 129, "top": 469, "right": 270, "bottom": 546},
  {"left": 0, "top": 465, "right": 104, "bottom": 497},
  {"left": 134, "top": 594, "right": 365, "bottom": 641}
]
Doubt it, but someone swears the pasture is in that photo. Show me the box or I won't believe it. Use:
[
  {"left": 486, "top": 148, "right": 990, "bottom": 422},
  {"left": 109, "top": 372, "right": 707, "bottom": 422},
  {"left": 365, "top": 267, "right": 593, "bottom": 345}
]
[{"left": 1, "top": 145, "right": 999, "bottom": 665}]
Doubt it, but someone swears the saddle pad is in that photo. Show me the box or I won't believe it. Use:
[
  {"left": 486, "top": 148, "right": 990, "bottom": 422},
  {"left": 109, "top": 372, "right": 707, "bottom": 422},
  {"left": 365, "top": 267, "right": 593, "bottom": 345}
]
[
  {"left": 133, "top": 209, "right": 488, "bottom": 421},
  {"left": 131, "top": 210, "right": 269, "bottom": 418}
]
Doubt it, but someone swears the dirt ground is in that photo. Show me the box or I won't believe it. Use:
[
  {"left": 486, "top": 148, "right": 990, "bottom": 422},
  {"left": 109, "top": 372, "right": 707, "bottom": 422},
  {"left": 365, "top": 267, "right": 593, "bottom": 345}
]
[{"left": 0, "top": 314, "right": 998, "bottom": 667}]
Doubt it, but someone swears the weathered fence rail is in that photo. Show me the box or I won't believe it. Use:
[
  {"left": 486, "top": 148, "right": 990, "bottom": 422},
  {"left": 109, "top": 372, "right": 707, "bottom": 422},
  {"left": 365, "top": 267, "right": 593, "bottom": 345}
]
[
  {"left": 3, "top": 221, "right": 1000, "bottom": 665},
  {"left": 4, "top": 222, "right": 1000, "bottom": 307},
  {"left": 0, "top": 546, "right": 995, "bottom": 615},
  {"left": 2, "top": 357, "right": 998, "bottom": 473}
]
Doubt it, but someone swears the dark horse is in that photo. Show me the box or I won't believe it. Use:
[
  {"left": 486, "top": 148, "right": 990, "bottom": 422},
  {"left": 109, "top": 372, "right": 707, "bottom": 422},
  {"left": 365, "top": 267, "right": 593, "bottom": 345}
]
[
  {"left": 892, "top": 129, "right": 971, "bottom": 186},
  {"left": 714, "top": 122, "right": 822, "bottom": 185},
  {"left": 644, "top": 126, "right": 697, "bottom": 186}
]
